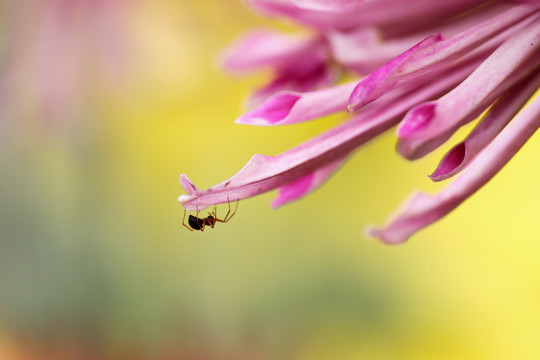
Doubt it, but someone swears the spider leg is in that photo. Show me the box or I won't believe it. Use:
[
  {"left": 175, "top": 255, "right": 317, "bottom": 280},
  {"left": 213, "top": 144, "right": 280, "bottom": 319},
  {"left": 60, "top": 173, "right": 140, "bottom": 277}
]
[
  {"left": 224, "top": 198, "right": 239, "bottom": 222},
  {"left": 214, "top": 197, "right": 239, "bottom": 223},
  {"left": 221, "top": 197, "right": 232, "bottom": 222},
  {"left": 182, "top": 209, "right": 193, "bottom": 231}
]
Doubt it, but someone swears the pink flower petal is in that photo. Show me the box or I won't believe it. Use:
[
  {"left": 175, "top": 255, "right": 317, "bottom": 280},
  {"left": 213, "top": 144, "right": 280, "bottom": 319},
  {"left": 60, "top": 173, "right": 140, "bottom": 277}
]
[
  {"left": 291, "top": 0, "right": 363, "bottom": 12},
  {"left": 397, "top": 18, "right": 540, "bottom": 159},
  {"left": 347, "top": 35, "right": 441, "bottom": 113},
  {"left": 430, "top": 70, "right": 540, "bottom": 181},
  {"left": 220, "top": 28, "right": 336, "bottom": 106},
  {"left": 246, "top": 0, "right": 491, "bottom": 32},
  {"left": 179, "top": 62, "right": 474, "bottom": 211},
  {"left": 237, "top": 81, "right": 357, "bottom": 126},
  {"left": 271, "top": 153, "right": 349, "bottom": 207},
  {"left": 326, "top": 27, "right": 428, "bottom": 74},
  {"left": 348, "top": 4, "right": 540, "bottom": 112},
  {"left": 245, "top": 62, "right": 336, "bottom": 109},
  {"left": 220, "top": 29, "right": 324, "bottom": 74},
  {"left": 370, "top": 94, "right": 540, "bottom": 245},
  {"left": 326, "top": 3, "right": 510, "bottom": 74}
]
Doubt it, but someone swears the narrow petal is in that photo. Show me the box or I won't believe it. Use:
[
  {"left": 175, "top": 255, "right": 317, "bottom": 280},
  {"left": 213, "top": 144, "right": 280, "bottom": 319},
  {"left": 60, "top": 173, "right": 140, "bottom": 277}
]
[
  {"left": 348, "top": 4, "right": 540, "bottom": 112},
  {"left": 220, "top": 29, "right": 324, "bottom": 74},
  {"left": 326, "top": 27, "right": 427, "bottom": 74},
  {"left": 220, "top": 28, "right": 336, "bottom": 107},
  {"left": 245, "top": 62, "right": 336, "bottom": 109},
  {"left": 371, "top": 95, "right": 540, "bottom": 245},
  {"left": 347, "top": 35, "right": 441, "bottom": 113},
  {"left": 291, "top": 0, "right": 363, "bottom": 12},
  {"left": 326, "top": 3, "right": 511, "bottom": 74},
  {"left": 237, "top": 81, "right": 357, "bottom": 126},
  {"left": 271, "top": 153, "right": 349, "bottom": 207},
  {"left": 246, "top": 0, "right": 491, "bottom": 32},
  {"left": 430, "top": 70, "right": 540, "bottom": 181},
  {"left": 397, "top": 19, "right": 540, "bottom": 159},
  {"left": 179, "top": 63, "right": 474, "bottom": 210}
]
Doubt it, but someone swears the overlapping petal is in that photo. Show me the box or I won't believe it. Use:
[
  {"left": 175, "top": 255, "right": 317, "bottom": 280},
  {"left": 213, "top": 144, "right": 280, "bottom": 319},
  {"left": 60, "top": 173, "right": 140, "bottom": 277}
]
[
  {"left": 179, "top": 63, "right": 475, "bottom": 211},
  {"left": 220, "top": 29, "right": 325, "bottom": 73},
  {"left": 430, "top": 71, "right": 540, "bottom": 181},
  {"left": 271, "top": 154, "right": 349, "bottom": 207},
  {"left": 348, "top": 3, "right": 540, "bottom": 112},
  {"left": 179, "top": 0, "right": 540, "bottom": 244},
  {"left": 370, "top": 95, "right": 540, "bottom": 245},
  {"left": 236, "top": 81, "right": 357, "bottom": 126},
  {"left": 397, "top": 18, "right": 540, "bottom": 159},
  {"left": 246, "top": 0, "right": 490, "bottom": 32},
  {"left": 291, "top": 0, "right": 363, "bottom": 12}
]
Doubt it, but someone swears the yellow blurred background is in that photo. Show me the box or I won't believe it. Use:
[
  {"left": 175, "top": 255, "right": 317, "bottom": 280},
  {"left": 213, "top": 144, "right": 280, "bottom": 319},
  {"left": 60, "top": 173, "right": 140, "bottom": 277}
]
[{"left": 2, "top": 1, "right": 540, "bottom": 359}]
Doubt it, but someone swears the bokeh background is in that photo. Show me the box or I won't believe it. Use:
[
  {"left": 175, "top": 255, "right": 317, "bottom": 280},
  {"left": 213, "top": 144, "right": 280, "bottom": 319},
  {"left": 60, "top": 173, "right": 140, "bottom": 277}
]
[{"left": 2, "top": 0, "right": 540, "bottom": 359}]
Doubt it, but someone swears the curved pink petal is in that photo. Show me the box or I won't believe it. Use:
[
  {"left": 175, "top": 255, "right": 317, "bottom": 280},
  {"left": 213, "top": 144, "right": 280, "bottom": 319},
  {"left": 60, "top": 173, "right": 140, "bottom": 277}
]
[
  {"left": 347, "top": 35, "right": 441, "bottom": 113},
  {"left": 430, "top": 70, "right": 540, "bottom": 181},
  {"left": 245, "top": 62, "right": 336, "bottom": 109},
  {"left": 326, "top": 27, "right": 428, "bottom": 74},
  {"left": 370, "top": 94, "right": 540, "bottom": 245},
  {"left": 246, "top": 0, "right": 490, "bottom": 32},
  {"left": 179, "top": 63, "right": 474, "bottom": 211},
  {"left": 397, "top": 18, "right": 540, "bottom": 159},
  {"left": 220, "top": 29, "right": 325, "bottom": 74},
  {"left": 237, "top": 81, "right": 357, "bottom": 126},
  {"left": 291, "top": 0, "right": 363, "bottom": 12},
  {"left": 326, "top": 3, "right": 509, "bottom": 74},
  {"left": 348, "top": 4, "right": 540, "bottom": 112},
  {"left": 271, "top": 153, "right": 349, "bottom": 207}
]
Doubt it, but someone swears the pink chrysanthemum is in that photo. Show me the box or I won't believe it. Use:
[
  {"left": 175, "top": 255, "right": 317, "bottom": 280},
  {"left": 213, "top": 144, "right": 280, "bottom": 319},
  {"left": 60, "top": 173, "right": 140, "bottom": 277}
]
[{"left": 179, "top": 0, "right": 540, "bottom": 244}]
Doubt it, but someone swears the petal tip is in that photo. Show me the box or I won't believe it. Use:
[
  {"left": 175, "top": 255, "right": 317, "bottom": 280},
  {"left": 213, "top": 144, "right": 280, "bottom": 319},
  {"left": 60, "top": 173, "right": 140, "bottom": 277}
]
[
  {"left": 235, "top": 115, "right": 272, "bottom": 126},
  {"left": 364, "top": 226, "right": 403, "bottom": 245},
  {"left": 428, "top": 142, "right": 466, "bottom": 182},
  {"left": 240, "top": 93, "right": 301, "bottom": 126},
  {"left": 178, "top": 195, "right": 188, "bottom": 204},
  {"left": 398, "top": 102, "right": 437, "bottom": 138},
  {"left": 179, "top": 174, "right": 201, "bottom": 195}
]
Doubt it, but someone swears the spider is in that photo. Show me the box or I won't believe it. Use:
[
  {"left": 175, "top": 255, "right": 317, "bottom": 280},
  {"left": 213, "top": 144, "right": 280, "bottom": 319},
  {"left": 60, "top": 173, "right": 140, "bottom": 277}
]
[{"left": 182, "top": 197, "right": 239, "bottom": 231}]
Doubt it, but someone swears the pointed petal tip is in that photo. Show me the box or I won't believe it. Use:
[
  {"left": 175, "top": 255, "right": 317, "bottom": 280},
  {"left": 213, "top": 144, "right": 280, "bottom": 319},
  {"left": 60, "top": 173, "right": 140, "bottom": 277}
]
[
  {"left": 178, "top": 194, "right": 188, "bottom": 204},
  {"left": 365, "top": 226, "right": 408, "bottom": 246},
  {"left": 427, "top": 174, "right": 444, "bottom": 182},
  {"left": 179, "top": 174, "right": 202, "bottom": 196},
  {"left": 429, "top": 142, "right": 467, "bottom": 182},
  {"left": 270, "top": 198, "right": 285, "bottom": 209},
  {"left": 362, "top": 225, "right": 379, "bottom": 240},
  {"left": 235, "top": 115, "right": 272, "bottom": 126},
  {"left": 179, "top": 173, "right": 190, "bottom": 185},
  {"left": 397, "top": 102, "right": 436, "bottom": 138},
  {"left": 238, "top": 93, "right": 301, "bottom": 126}
]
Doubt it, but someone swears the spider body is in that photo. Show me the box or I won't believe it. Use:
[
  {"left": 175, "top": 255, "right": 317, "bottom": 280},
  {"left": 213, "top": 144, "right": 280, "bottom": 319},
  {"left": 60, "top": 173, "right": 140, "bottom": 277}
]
[
  {"left": 187, "top": 214, "right": 215, "bottom": 230},
  {"left": 182, "top": 198, "right": 238, "bottom": 231}
]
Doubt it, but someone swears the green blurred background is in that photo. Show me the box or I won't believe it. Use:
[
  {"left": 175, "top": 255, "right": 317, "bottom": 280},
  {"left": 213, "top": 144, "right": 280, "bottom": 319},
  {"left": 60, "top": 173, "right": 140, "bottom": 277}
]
[{"left": 2, "top": 1, "right": 540, "bottom": 359}]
